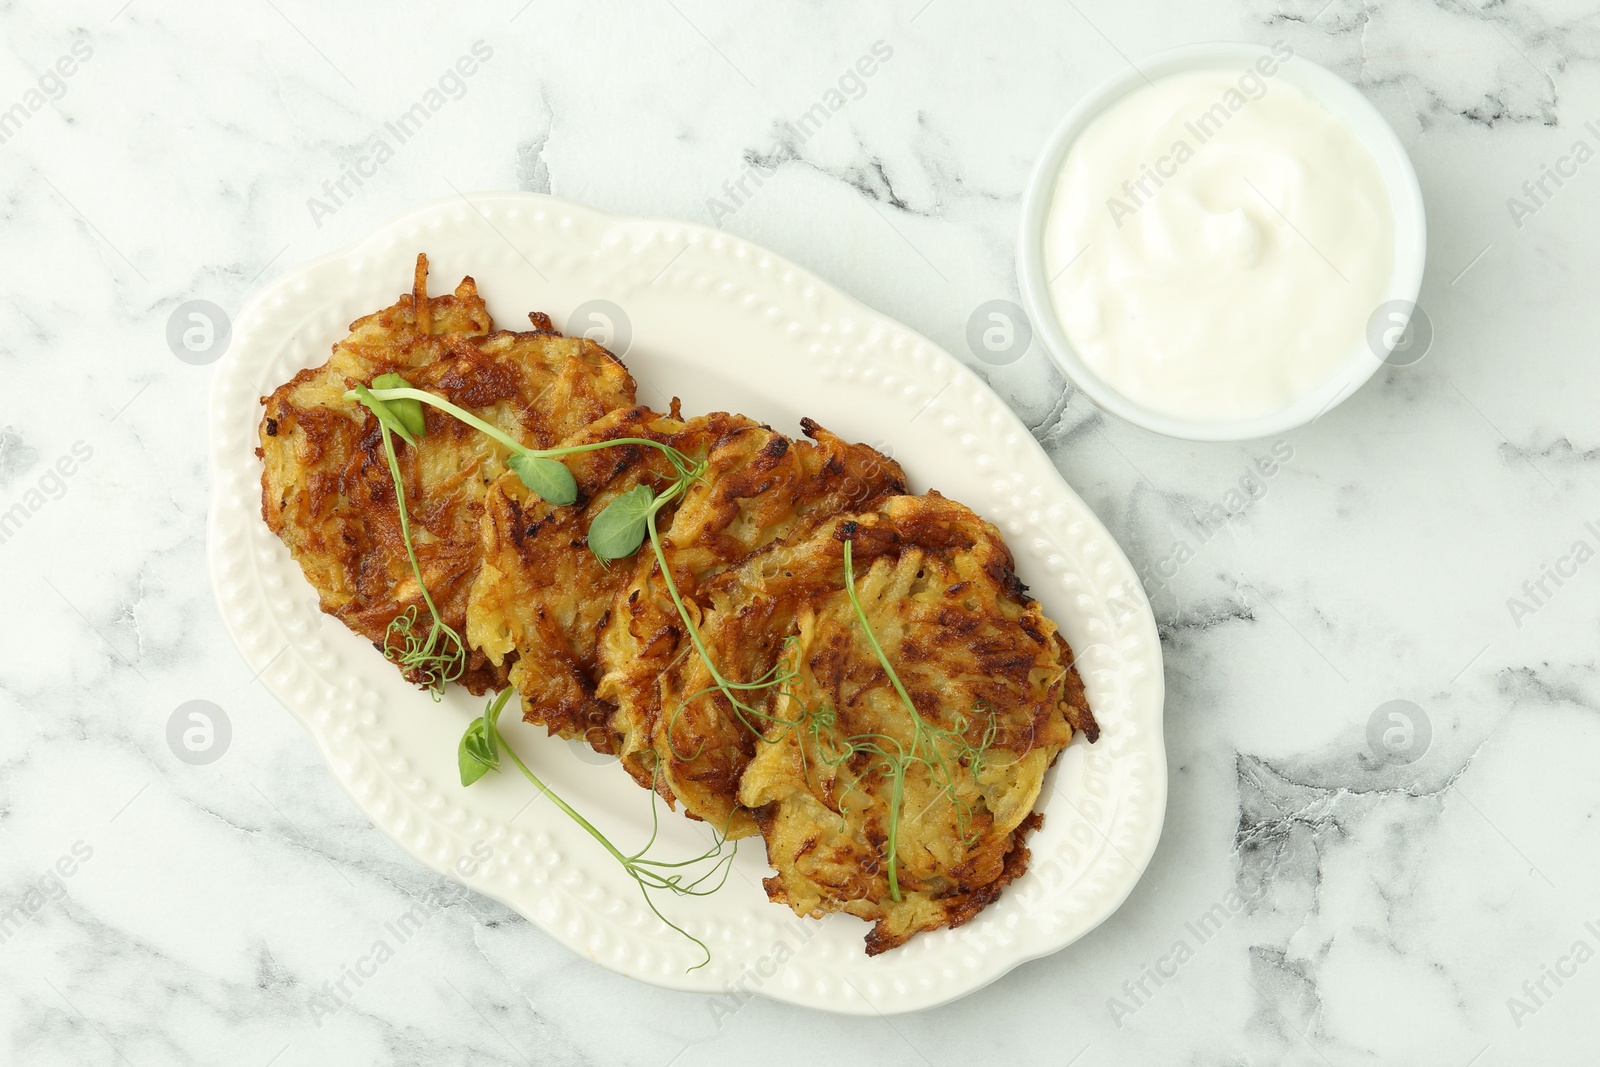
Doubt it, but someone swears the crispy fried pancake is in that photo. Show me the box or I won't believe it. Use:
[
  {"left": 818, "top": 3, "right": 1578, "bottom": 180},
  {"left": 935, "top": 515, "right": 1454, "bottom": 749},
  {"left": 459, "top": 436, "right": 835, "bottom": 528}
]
[
  {"left": 598, "top": 419, "right": 906, "bottom": 836},
  {"left": 468, "top": 406, "right": 763, "bottom": 746},
  {"left": 258, "top": 254, "right": 635, "bottom": 692},
  {"left": 736, "top": 493, "right": 1097, "bottom": 953},
  {"left": 261, "top": 257, "right": 1101, "bottom": 954}
]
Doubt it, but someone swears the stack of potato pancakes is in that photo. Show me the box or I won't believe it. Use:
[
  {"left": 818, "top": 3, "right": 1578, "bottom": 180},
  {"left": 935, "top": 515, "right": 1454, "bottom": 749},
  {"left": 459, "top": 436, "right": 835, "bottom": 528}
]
[{"left": 259, "top": 256, "right": 1097, "bottom": 954}]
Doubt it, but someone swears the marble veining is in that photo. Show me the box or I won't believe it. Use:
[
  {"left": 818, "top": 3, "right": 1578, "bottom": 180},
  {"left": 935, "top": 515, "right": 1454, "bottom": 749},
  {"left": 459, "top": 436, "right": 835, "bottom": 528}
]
[{"left": 2, "top": 0, "right": 1598, "bottom": 1063}]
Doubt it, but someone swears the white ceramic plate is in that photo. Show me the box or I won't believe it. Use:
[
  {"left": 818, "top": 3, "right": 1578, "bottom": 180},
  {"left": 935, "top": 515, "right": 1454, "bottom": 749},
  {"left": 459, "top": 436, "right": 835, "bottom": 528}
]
[{"left": 206, "top": 192, "right": 1166, "bottom": 1015}]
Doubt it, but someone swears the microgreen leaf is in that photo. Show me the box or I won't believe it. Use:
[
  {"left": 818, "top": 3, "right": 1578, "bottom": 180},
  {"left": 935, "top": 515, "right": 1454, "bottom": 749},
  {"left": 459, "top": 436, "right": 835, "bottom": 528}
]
[
  {"left": 587, "top": 484, "right": 656, "bottom": 560},
  {"left": 456, "top": 686, "right": 733, "bottom": 970},
  {"left": 371, "top": 373, "right": 426, "bottom": 438},
  {"left": 458, "top": 725, "right": 495, "bottom": 786},
  {"left": 459, "top": 691, "right": 509, "bottom": 786},
  {"left": 507, "top": 453, "right": 578, "bottom": 505},
  {"left": 350, "top": 383, "right": 417, "bottom": 448}
]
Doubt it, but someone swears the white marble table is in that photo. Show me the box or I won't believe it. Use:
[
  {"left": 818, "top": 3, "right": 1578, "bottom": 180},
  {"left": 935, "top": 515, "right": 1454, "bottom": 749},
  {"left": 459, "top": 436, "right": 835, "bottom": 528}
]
[{"left": 3, "top": 0, "right": 1597, "bottom": 1063}]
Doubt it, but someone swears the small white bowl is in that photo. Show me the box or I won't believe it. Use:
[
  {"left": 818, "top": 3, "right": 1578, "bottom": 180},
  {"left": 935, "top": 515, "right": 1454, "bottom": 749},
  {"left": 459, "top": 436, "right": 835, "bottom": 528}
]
[{"left": 1016, "top": 42, "right": 1427, "bottom": 442}]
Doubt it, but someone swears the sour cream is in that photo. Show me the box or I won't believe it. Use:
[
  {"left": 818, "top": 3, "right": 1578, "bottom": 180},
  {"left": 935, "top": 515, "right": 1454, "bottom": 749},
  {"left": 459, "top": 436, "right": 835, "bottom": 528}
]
[{"left": 1042, "top": 61, "right": 1394, "bottom": 422}]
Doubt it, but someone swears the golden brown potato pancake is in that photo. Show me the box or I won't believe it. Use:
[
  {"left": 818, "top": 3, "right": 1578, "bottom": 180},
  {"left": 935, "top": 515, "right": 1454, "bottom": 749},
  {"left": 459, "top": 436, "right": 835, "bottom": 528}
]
[
  {"left": 598, "top": 419, "right": 907, "bottom": 836},
  {"left": 737, "top": 493, "right": 1097, "bottom": 953},
  {"left": 259, "top": 256, "right": 1100, "bottom": 955},
  {"left": 258, "top": 254, "right": 635, "bottom": 693},
  {"left": 468, "top": 405, "right": 763, "bottom": 747}
]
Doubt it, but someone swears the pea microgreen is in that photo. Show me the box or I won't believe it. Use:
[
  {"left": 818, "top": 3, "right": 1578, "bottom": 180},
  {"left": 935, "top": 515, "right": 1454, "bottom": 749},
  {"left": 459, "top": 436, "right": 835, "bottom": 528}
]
[
  {"left": 370, "top": 372, "right": 426, "bottom": 438},
  {"left": 352, "top": 383, "right": 695, "bottom": 506},
  {"left": 346, "top": 376, "right": 467, "bottom": 696},
  {"left": 459, "top": 689, "right": 736, "bottom": 968},
  {"left": 830, "top": 537, "right": 999, "bottom": 902},
  {"left": 350, "top": 383, "right": 417, "bottom": 448},
  {"left": 505, "top": 452, "right": 578, "bottom": 506}
]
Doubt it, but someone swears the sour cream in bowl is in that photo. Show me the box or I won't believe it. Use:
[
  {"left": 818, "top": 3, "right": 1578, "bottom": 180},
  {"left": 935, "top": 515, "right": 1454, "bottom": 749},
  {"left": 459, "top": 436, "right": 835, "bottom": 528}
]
[{"left": 1017, "top": 43, "right": 1426, "bottom": 441}]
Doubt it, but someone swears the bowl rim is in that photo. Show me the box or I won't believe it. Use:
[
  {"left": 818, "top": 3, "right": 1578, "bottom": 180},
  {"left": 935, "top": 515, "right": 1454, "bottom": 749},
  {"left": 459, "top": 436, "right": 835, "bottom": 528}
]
[{"left": 1016, "top": 41, "right": 1428, "bottom": 442}]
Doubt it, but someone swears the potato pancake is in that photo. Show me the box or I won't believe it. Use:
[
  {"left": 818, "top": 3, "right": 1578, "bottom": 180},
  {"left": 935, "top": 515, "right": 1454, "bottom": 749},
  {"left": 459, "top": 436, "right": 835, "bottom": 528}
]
[
  {"left": 259, "top": 256, "right": 1101, "bottom": 955},
  {"left": 258, "top": 254, "right": 635, "bottom": 693},
  {"left": 598, "top": 419, "right": 906, "bottom": 836},
  {"left": 467, "top": 405, "right": 763, "bottom": 747},
  {"left": 736, "top": 493, "right": 1097, "bottom": 953}
]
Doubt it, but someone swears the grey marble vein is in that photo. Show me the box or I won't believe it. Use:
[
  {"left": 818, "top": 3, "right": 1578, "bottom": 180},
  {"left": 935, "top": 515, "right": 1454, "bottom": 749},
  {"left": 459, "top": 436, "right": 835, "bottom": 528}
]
[{"left": 2, "top": 0, "right": 1598, "bottom": 1063}]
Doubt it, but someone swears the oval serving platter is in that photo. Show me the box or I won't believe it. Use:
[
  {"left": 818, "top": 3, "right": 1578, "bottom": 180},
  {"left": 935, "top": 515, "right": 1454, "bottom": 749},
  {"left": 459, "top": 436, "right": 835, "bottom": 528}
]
[{"left": 206, "top": 191, "right": 1166, "bottom": 1015}]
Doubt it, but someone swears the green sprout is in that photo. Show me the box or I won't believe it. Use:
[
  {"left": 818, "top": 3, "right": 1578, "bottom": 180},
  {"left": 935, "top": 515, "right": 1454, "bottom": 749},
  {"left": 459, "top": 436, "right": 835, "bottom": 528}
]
[
  {"left": 352, "top": 383, "right": 698, "bottom": 507},
  {"left": 831, "top": 537, "right": 998, "bottom": 902},
  {"left": 346, "top": 376, "right": 729, "bottom": 965},
  {"left": 458, "top": 690, "right": 736, "bottom": 968},
  {"left": 353, "top": 374, "right": 465, "bottom": 697}
]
